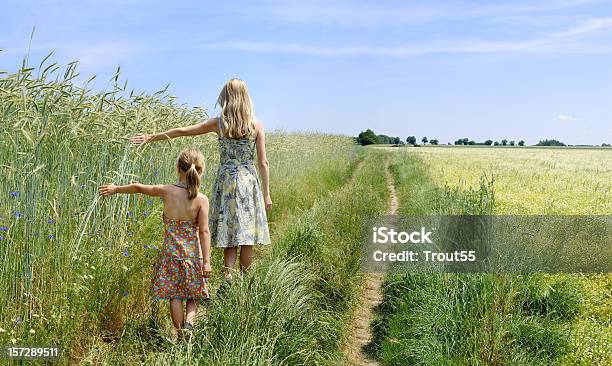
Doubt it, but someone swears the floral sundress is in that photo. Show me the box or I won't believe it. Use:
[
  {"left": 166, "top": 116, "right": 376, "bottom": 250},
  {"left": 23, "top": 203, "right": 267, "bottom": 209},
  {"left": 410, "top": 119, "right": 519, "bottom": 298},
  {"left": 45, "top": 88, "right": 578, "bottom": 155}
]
[
  {"left": 151, "top": 211, "right": 210, "bottom": 300},
  {"left": 209, "top": 117, "right": 271, "bottom": 248}
]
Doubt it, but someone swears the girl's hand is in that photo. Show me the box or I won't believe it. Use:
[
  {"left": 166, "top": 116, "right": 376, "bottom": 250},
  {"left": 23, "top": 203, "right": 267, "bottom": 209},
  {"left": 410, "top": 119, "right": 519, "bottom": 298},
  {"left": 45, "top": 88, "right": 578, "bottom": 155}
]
[
  {"left": 130, "top": 133, "right": 151, "bottom": 145},
  {"left": 99, "top": 184, "right": 118, "bottom": 197},
  {"left": 264, "top": 195, "right": 272, "bottom": 212},
  {"left": 203, "top": 261, "right": 212, "bottom": 277}
]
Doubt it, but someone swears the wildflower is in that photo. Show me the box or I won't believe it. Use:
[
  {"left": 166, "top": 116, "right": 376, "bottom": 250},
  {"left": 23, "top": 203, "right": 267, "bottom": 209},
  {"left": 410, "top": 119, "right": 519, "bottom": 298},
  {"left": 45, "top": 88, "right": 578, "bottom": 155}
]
[
  {"left": 10, "top": 191, "right": 19, "bottom": 198},
  {"left": 0, "top": 236, "right": 4, "bottom": 241},
  {"left": 143, "top": 211, "right": 149, "bottom": 218},
  {"left": 122, "top": 265, "right": 128, "bottom": 271},
  {"left": 123, "top": 248, "right": 129, "bottom": 257},
  {"left": 48, "top": 234, "right": 55, "bottom": 239},
  {"left": 14, "top": 211, "right": 23, "bottom": 219},
  {"left": 0, "top": 327, "right": 5, "bottom": 333},
  {"left": 47, "top": 219, "right": 54, "bottom": 224},
  {"left": 151, "top": 245, "right": 158, "bottom": 250},
  {"left": 127, "top": 232, "right": 133, "bottom": 237},
  {"left": 10, "top": 338, "right": 17, "bottom": 344},
  {"left": 80, "top": 184, "right": 86, "bottom": 189},
  {"left": 32, "top": 313, "right": 40, "bottom": 318},
  {"left": 0, "top": 227, "right": 8, "bottom": 231},
  {"left": 14, "top": 317, "right": 22, "bottom": 325},
  {"left": 143, "top": 244, "right": 149, "bottom": 249},
  {"left": 122, "top": 290, "right": 129, "bottom": 298},
  {"left": 29, "top": 329, "right": 35, "bottom": 334},
  {"left": 127, "top": 211, "right": 133, "bottom": 218},
  {"left": 153, "top": 170, "right": 159, "bottom": 177},
  {"left": 146, "top": 199, "right": 153, "bottom": 206}
]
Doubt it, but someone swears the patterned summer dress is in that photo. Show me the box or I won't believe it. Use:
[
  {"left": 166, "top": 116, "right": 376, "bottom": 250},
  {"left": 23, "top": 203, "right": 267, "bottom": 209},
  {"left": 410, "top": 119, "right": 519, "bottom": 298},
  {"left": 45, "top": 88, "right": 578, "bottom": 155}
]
[
  {"left": 209, "top": 116, "right": 271, "bottom": 248},
  {"left": 151, "top": 203, "right": 210, "bottom": 300}
]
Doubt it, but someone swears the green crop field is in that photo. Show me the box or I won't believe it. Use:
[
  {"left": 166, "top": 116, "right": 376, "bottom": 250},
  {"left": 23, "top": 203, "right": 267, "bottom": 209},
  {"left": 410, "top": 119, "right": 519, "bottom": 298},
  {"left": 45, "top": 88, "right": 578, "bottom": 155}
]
[
  {"left": 1, "top": 59, "right": 610, "bottom": 365},
  {"left": 372, "top": 146, "right": 611, "bottom": 366}
]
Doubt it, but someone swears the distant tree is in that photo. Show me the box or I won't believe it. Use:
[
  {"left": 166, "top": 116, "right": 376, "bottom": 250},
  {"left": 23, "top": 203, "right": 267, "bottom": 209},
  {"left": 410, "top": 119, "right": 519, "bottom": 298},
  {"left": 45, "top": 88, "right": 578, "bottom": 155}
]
[
  {"left": 484, "top": 140, "right": 493, "bottom": 146},
  {"left": 357, "top": 129, "right": 379, "bottom": 145},
  {"left": 536, "top": 139, "right": 566, "bottom": 146},
  {"left": 430, "top": 139, "right": 439, "bottom": 145},
  {"left": 377, "top": 134, "right": 390, "bottom": 144},
  {"left": 468, "top": 140, "right": 476, "bottom": 145},
  {"left": 393, "top": 136, "right": 401, "bottom": 144},
  {"left": 603, "top": 143, "right": 611, "bottom": 147},
  {"left": 509, "top": 140, "right": 515, "bottom": 146},
  {"left": 422, "top": 136, "right": 428, "bottom": 144},
  {"left": 462, "top": 138, "right": 469, "bottom": 145},
  {"left": 501, "top": 139, "right": 508, "bottom": 146},
  {"left": 494, "top": 141, "right": 500, "bottom": 146},
  {"left": 518, "top": 140, "right": 525, "bottom": 146},
  {"left": 406, "top": 136, "right": 417, "bottom": 145}
]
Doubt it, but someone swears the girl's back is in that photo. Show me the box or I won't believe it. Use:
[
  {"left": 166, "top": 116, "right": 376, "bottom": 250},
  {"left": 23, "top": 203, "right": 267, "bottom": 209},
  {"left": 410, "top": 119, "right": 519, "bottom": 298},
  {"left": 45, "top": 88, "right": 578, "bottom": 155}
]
[{"left": 163, "top": 184, "right": 203, "bottom": 221}]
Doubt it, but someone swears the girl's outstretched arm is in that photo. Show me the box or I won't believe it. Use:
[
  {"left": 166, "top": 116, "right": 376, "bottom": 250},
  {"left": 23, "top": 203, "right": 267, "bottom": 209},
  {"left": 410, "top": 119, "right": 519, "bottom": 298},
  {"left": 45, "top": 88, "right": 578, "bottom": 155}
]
[
  {"left": 196, "top": 195, "right": 212, "bottom": 276},
  {"left": 130, "top": 117, "right": 219, "bottom": 145},
  {"left": 255, "top": 122, "right": 272, "bottom": 211},
  {"left": 99, "top": 183, "right": 166, "bottom": 197}
]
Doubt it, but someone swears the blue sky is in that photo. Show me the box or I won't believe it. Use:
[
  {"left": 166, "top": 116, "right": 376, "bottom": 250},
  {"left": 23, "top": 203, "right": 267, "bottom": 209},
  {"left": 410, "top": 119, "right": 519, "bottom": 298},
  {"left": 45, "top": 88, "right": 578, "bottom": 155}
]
[{"left": 1, "top": 0, "right": 612, "bottom": 145}]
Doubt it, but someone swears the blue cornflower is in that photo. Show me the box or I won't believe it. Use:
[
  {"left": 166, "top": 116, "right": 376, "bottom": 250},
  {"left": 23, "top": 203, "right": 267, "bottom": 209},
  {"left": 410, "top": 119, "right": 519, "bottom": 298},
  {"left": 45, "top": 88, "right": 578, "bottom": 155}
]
[
  {"left": 127, "top": 211, "right": 133, "bottom": 219},
  {"left": 47, "top": 219, "right": 55, "bottom": 224},
  {"left": 10, "top": 191, "right": 19, "bottom": 198},
  {"left": 123, "top": 248, "right": 129, "bottom": 257},
  {"left": 146, "top": 199, "right": 153, "bottom": 206},
  {"left": 48, "top": 234, "right": 55, "bottom": 239},
  {"left": 14, "top": 317, "right": 22, "bottom": 325},
  {"left": 0, "top": 235, "right": 4, "bottom": 241},
  {"left": 127, "top": 232, "right": 133, "bottom": 237},
  {"left": 143, "top": 211, "right": 149, "bottom": 218},
  {"left": 143, "top": 244, "right": 149, "bottom": 249},
  {"left": 122, "top": 290, "right": 128, "bottom": 298},
  {"left": 151, "top": 245, "right": 158, "bottom": 250},
  {"left": 0, "top": 227, "right": 8, "bottom": 231},
  {"left": 80, "top": 184, "right": 86, "bottom": 189},
  {"left": 14, "top": 211, "right": 23, "bottom": 219},
  {"left": 153, "top": 170, "right": 159, "bottom": 177}
]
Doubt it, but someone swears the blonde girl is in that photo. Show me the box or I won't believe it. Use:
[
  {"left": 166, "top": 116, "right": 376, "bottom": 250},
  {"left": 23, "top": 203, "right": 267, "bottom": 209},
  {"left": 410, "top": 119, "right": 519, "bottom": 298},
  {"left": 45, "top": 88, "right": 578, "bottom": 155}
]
[
  {"left": 99, "top": 149, "right": 211, "bottom": 341},
  {"left": 131, "top": 79, "right": 271, "bottom": 285}
]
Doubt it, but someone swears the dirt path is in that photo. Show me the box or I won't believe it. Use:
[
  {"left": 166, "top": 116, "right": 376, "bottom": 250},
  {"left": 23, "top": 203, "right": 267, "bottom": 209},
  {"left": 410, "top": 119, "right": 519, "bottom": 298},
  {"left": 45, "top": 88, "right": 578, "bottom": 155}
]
[{"left": 344, "top": 158, "right": 398, "bottom": 365}]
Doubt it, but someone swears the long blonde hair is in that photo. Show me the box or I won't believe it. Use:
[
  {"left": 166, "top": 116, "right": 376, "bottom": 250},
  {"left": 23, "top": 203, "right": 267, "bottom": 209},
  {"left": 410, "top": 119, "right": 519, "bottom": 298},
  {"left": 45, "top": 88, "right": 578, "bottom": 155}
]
[
  {"left": 177, "top": 149, "right": 205, "bottom": 200},
  {"left": 216, "top": 78, "right": 256, "bottom": 139}
]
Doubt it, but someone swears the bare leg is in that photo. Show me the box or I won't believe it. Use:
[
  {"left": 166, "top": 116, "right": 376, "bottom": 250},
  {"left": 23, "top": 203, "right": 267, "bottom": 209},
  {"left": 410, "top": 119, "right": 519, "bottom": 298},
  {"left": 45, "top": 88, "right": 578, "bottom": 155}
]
[
  {"left": 169, "top": 299, "right": 184, "bottom": 329},
  {"left": 224, "top": 247, "right": 238, "bottom": 281},
  {"left": 240, "top": 245, "right": 253, "bottom": 272},
  {"left": 185, "top": 299, "right": 198, "bottom": 325}
]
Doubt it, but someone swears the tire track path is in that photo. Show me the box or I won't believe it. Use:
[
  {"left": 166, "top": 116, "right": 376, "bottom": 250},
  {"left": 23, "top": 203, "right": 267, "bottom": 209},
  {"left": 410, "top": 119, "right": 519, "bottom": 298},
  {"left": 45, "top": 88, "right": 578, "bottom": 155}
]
[{"left": 345, "top": 157, "right": 398, "bottom": 365}]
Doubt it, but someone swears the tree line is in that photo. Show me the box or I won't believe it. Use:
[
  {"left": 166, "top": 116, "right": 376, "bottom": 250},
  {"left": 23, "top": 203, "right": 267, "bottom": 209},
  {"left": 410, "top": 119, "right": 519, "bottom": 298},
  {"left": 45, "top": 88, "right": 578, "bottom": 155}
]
[{"left": 356, "top": 129, "right": 609, "bottom": 147}]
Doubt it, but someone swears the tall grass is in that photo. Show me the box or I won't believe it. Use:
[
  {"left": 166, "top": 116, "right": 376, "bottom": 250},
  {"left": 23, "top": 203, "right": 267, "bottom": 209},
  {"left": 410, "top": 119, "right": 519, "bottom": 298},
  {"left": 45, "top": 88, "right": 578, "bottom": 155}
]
[{"left": 0, "top": 57, "right": 358, "bottom": 364}]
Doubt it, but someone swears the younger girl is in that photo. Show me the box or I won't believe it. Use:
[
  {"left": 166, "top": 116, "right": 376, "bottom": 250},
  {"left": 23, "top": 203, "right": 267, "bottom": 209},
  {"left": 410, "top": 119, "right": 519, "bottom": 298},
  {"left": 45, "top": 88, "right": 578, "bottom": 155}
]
[{"left": 99, "top": 149, "right": 211, "bottom": 341}]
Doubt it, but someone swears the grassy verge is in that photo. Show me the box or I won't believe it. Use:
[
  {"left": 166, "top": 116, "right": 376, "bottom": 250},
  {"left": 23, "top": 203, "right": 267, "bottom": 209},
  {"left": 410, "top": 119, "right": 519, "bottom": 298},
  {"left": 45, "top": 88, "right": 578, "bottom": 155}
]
[{"left": 371, "top": 151, "right": 609, "bottom": 365}]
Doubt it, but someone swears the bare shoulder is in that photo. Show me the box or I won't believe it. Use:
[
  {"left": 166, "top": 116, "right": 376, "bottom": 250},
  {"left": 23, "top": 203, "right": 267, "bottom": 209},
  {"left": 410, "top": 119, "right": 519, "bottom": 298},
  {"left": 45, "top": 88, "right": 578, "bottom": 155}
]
[
  {"left": 197, "top": 192, "right": 209, "bottom": 207},
  {"left": 254, "top": 119, "right": 265, "bottom": 131}
]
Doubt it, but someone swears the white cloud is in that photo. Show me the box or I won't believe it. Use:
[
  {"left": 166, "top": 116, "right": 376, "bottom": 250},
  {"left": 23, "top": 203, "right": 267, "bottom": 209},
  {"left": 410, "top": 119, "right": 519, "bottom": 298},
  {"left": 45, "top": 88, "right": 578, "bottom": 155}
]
[
  {"left": 557, "top": 114, "right": 584, "bottom": 122},
  {"left": 262, "top": 0, "right": 602, "bottom": 27},
  {"left": 201, "top": 17, "right": 612, "bottom": 56}
]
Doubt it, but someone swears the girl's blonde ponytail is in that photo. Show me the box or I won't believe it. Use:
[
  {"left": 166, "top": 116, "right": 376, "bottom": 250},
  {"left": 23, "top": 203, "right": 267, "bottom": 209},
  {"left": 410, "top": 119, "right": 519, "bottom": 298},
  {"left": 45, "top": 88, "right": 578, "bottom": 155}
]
[{"left": 177, "top": 150, "right": 205, "bottom": 200}]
